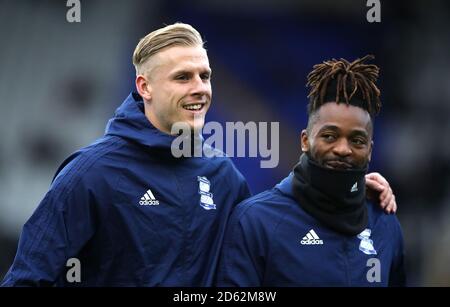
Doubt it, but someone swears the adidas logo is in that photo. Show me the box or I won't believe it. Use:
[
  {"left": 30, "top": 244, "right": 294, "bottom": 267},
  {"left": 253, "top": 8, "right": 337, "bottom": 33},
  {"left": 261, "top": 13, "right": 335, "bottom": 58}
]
[
  {"left": 139, "top": 189, "right": 160, "bottom": 206},
  {"left": 300, "top": 229, "right": 323, "bottom": 245},
  {"left": 351, "top": 182, "right": 358, "bottom": 192}
]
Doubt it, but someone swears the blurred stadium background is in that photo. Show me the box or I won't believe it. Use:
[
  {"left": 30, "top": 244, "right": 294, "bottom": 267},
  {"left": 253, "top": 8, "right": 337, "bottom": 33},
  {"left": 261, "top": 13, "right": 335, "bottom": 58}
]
[{"left": 0, "top": 0, "right": 449, "bottom": 286}]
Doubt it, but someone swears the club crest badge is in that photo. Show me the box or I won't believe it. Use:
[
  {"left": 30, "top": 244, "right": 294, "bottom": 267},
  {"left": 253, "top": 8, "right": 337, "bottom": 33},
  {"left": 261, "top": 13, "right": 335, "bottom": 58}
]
[
  {"left": 197, "top": 176, "right": 216, "bottom": 210},
  {"left": 357, "top": 228, "right": 377, "bottom": 255}
]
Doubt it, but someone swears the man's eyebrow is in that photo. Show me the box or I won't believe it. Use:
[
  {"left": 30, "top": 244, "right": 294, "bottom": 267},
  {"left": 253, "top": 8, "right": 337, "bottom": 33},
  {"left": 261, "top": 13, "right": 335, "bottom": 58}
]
[
  {"left": 171, "top": 69, "right": 190, "bottom": 75},
  {"left": 318, "top": 125, "right": 339, "bottom": 132},
  {"left": 318, "top": 125, "right": 369, "bottom": 136},
  {"left": 350, "top": 130, "right": 369, "bottom": 137},
  {"left": 200, "top": 68, "right": 212, "bottom": 75},
  {"left": 171, "top": 68, "right": 212, "bottom": 75}
]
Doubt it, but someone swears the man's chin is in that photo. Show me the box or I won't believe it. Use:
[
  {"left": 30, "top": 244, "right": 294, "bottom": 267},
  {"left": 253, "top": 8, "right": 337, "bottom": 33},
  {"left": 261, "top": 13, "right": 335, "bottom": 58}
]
[
  {"left": 190, "top": 122, "right": 205, "bottom": 133},
  {"left": 170, "top": 119, "right": 204, "bottom": 135},
  {"left": 191, "top": 117, "right": 206, "bottom": 131}
]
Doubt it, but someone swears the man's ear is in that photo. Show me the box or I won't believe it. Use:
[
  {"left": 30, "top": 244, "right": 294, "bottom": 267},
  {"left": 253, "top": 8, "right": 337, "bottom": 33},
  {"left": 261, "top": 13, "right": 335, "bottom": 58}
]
[
  {"left": 368, "top": 140, "right": 374, "bottom": 162},
  {"left": 301, "top": 129, "right": 309, "bottom": 153},
  {"left": 135, "top": 75, "right": 152, "bottom": 101}
]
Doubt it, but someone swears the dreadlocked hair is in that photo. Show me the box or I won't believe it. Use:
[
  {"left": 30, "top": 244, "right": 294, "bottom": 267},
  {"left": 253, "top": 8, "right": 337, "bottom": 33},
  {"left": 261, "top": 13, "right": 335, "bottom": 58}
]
[{"left": 306, "top": 54, "right": 382, "bottom": 116}]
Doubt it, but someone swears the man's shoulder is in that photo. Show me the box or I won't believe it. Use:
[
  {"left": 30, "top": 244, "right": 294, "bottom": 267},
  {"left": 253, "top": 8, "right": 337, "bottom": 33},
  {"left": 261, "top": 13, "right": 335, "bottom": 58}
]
[
  {"left": 367, "top": 201, "right": 403, "bottom": 234},
  {"left": 202, "top": 150, "right": 247, "bottom": 183},
  {"left": 51, "top": 136, "right": 128, "bottom": 189},
  {"left": 202, "top": 145, "right": 234, "bottom": 169},
  {"left": 233, "top": 188, "right": 295, "bottom": 224}
]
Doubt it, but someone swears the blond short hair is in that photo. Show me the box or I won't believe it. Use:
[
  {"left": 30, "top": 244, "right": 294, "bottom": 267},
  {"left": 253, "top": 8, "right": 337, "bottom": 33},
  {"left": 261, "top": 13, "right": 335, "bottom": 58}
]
[{"left": 132, "top": 23, "right": 204, "bottom": 76}]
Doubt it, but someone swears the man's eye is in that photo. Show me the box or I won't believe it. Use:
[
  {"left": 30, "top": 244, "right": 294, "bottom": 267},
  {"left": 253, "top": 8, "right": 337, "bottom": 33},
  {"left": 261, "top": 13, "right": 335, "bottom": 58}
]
[
  {"left": 352, "top": 138, "right": 367, "bottom": 145},
  {"left": 200, "top": 73, "right": 211, "bottom": 80},
  {"left": 322, "top": 134, "right": 336, "bottom": 141},
  {"left": 175, "top": 75, "right": 189, "bottom": 80}
]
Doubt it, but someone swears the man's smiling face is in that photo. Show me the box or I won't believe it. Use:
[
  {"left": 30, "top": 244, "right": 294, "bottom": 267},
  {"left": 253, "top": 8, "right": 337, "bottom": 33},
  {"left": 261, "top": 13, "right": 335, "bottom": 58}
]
[
  {"left": 301, "top": 102, "right": 373, "bottom": 170},
  {"left": 139, "top": 45, "right": 212, "bottom": 134}
]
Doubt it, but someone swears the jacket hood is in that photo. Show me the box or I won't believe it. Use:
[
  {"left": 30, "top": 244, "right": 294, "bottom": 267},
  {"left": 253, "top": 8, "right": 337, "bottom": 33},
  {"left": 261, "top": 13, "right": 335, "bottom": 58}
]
[{"left": 105, "top": 92, "right": 177, "bottom": 150}]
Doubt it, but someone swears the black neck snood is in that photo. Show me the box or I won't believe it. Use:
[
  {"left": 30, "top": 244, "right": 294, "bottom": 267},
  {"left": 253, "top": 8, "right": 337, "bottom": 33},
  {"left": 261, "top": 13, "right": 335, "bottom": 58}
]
[{"left": 292, "top": 154, "right": 368, "bottom": 236}]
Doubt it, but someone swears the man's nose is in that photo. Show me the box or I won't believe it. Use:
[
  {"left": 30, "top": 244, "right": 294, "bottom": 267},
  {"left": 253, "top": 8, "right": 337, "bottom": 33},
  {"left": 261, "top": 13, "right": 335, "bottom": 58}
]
[
  {"left": 332, "top": 138, "right": 352, "bottom": 157},
  {"left": 191, "top": 75, "right": 210, "bottom": 95}
]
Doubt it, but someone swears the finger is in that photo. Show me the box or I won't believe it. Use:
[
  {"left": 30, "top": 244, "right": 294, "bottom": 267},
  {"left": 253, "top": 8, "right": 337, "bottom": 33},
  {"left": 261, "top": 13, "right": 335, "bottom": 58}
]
[
  {"left": 378, "top": 187, "right": 391, "bottom": 206},
  {"left": 365, "top": 177, "right": 385, "bottom": 192},
  {"left": 384, "top": 192, "right": 395, "bottom": 211},
  {"left": 366, "top": 172, "right": 388, "bottom": 186},
  {"left": 385, "top": 198, "right": 393, "bottom": 213},
  {"left": 389, "top": 194, "right": 397, "bottom": 213},
  {"left": 366, "top": 174, "right": 387, "bottom": 190},
  {"left": 379, "top": 186, "right": 392, "bottom": 204},
  {"left": 365, "top": 172, "right": 381, "bottom": 180},
  {"left": 382, "top": 192, "right": 393, "bottom": 212}
]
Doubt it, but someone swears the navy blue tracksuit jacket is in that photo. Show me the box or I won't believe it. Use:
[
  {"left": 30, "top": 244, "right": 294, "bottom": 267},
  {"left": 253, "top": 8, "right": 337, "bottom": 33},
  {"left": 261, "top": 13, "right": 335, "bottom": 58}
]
[
  {"left": 217, "top": 174, "right": 405, "bottom": 286},
  {"left": 1, "top": 92, "right": 250, "bottom": 286}
]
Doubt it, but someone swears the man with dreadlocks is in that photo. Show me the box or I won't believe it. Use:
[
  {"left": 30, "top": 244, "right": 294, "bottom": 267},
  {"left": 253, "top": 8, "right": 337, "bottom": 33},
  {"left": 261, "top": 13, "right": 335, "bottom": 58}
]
[{"left": 216, "top": 55, "right": 405, "bottom": 287}]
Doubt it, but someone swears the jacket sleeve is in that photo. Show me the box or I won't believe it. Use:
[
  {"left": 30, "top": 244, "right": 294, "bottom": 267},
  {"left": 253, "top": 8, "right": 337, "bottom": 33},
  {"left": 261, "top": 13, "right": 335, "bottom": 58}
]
[
  {"left": 1, "top": 165, "right": 98, "bottom": 287},
  {"left": 229, "top": 161, "right": 252, "bottom": 206},
  {"left": 388, "top": 217, "right": 406, "bottom": 287},
  {"left": 216, "top": 204, "right": 264, "bottom": 287}
]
